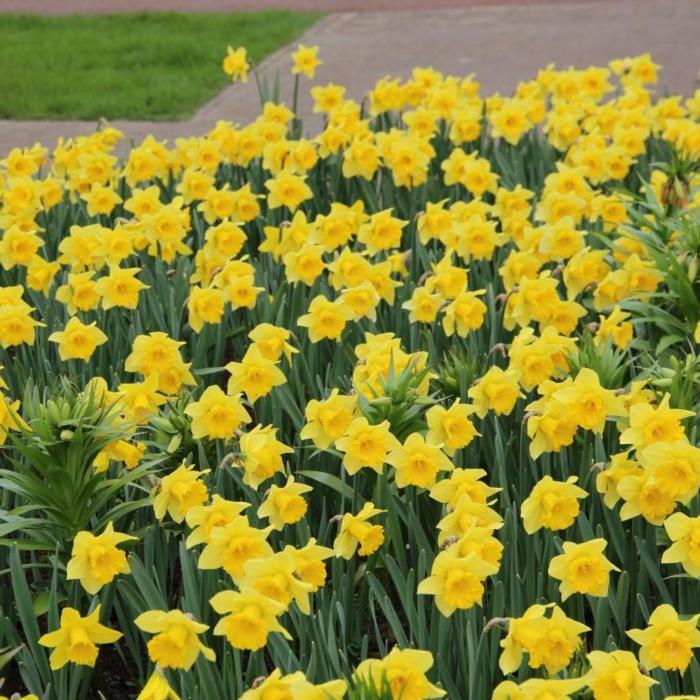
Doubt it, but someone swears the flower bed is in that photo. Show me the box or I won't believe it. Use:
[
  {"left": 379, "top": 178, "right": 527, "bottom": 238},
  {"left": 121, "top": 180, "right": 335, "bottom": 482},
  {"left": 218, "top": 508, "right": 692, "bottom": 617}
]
[{"left": 1, "top": 47, "right": 700, "bottom": 700}]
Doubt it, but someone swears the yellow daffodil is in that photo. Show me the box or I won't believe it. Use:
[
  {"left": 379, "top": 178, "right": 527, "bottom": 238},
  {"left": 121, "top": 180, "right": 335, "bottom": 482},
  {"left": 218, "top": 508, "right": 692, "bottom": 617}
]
[
  {"left": 184, "top": 385, "right": 249, "bottom": 439},
  {"left": 48, "top": 317, "right": 108, "bottom": 361},
  {"left": 257, "top": 475, "right": 312, "bottom": 530},
  {"left": 387, "top": 432, "right": 453, "bottom": 489},
  {"left": 225, "top": 344, "right": 286, "bottom": 403},
  {"left": 627, "top": 604, "right": 700, "bottom": 672},
  {"left": 223, "top": 46, "right": 249, "bottom": 83},
  {"left": 354, "top": 648, "right": 445, "bottom": 700},
  {"left": 198, "top": 515, "right": 273, "bottom": 582},
  {"left": 134, "top": 609, "right": 215, "bottom": 670},
  {"left": 425, "top": 400, "right": 479, "bottom": 456},
  {"left": 66, "top": 522, "right": 136, "bottom": 594},
  {"left": 38, "top": 605, "right": 121, "bottom": 670},
  {"left": 136, "top": 669, "right": 181, "bottom": 700},
  {"left": 548, "top": 538, "right": 619, "bottom": 600},
  {"left": 662, "top": 512, "right": 700, "bottom": 576},
  {"left": 153, "top": 461, "right": 209, "bottom": 524},
  {"left": 334, "top": 502, "right": 385, "bottom": 559},
  {"left": 297, "top": 294, "right": 353, "bottom": 343},
  {"left": 585, "top": 650, "right": 657, "bottom": 700},
  {"left": 300, "top": 388, "right": 357, "bottom": 450},
  {"left": 335, "top": 417, "right": 400, "bottom": 475},
  {"left": 418, "top": 549, "right": 496, "bottom": 616},
  {"left": 521, "top": 475, "right": 587, "bottom": 533},
  {"left": 210, "top": 588, "right": 290, "bottom": 650},
  {"left": 292, "top": 44, "right": 322, "bottom": 79}
]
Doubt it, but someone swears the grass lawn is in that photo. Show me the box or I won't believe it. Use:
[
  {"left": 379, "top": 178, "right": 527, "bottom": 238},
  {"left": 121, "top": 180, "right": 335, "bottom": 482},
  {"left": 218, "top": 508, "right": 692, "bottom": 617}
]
[{"left": 0, "top": 11, "right": 322, "bottom": 121}]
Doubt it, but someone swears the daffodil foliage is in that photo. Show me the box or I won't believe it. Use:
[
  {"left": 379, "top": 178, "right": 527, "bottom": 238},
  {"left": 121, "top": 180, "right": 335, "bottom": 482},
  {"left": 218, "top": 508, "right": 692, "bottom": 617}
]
[{"left": 1, "top": 47, "right": 700, "bottom": 700}]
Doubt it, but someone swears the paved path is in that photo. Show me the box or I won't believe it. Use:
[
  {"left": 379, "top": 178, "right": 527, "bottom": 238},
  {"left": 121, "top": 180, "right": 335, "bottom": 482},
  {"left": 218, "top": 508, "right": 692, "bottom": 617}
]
[{"left": 0, "top": 0, "right": 698, "bottom": 155}]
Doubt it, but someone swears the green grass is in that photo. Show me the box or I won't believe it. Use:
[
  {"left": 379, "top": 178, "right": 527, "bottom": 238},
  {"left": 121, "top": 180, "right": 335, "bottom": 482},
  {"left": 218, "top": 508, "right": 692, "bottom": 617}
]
[{"left": 0, "top": 11, "right": 322, "bottom": 121}]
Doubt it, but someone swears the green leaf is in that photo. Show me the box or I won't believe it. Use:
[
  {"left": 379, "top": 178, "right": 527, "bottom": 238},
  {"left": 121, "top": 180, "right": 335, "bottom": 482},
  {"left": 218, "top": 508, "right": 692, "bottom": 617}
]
[{"left": 297, "top": 470, "right": 354, "bottom": 500}]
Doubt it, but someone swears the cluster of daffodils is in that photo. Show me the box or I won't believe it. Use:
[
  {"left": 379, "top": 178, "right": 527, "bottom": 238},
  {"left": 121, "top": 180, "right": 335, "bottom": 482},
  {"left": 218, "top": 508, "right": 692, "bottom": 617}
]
[
  {"left": 1, "top": 45, "right": 700, "bottom": 700},
  {"left": 494, "top": 604, "right": 700, "bottom": 698}
]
